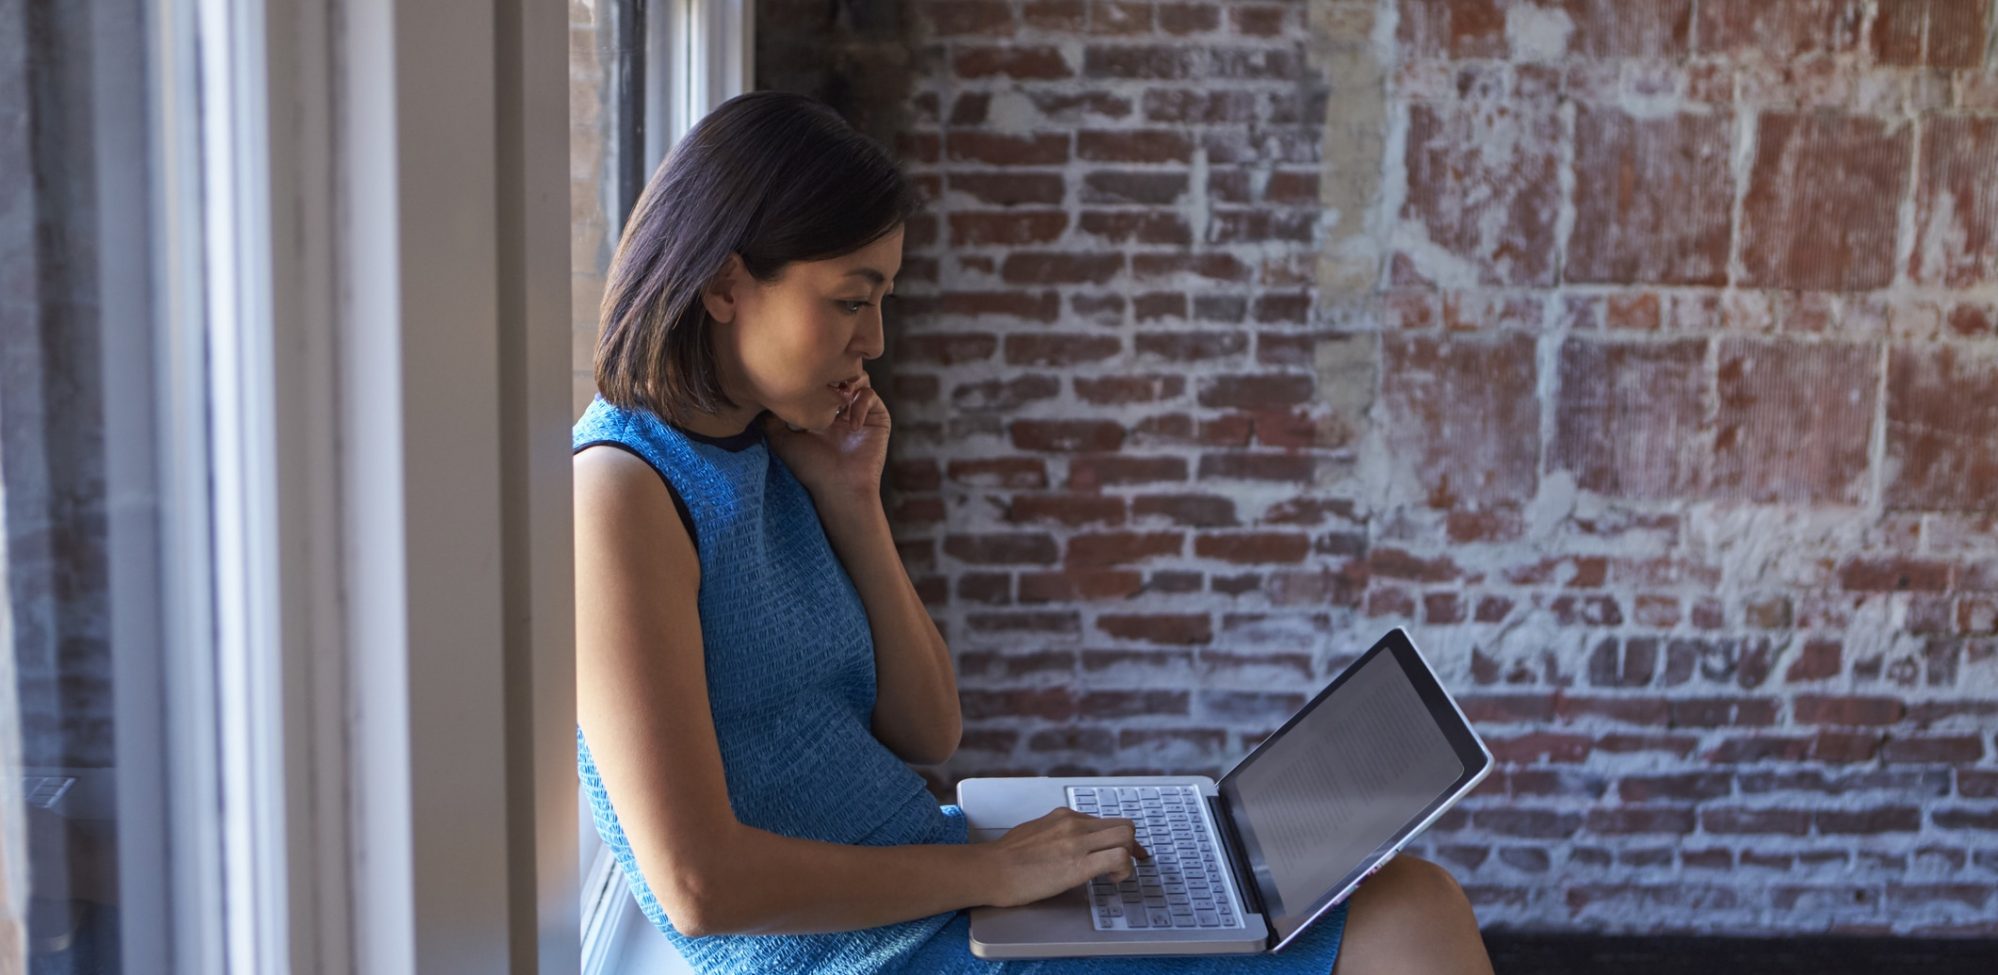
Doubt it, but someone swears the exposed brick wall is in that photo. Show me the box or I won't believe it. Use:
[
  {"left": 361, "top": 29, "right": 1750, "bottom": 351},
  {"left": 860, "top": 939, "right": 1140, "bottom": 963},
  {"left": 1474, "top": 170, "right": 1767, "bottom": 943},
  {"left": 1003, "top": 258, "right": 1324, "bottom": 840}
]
[{"left": 757, "top": 0, "right": 1998, "bottom": 936}]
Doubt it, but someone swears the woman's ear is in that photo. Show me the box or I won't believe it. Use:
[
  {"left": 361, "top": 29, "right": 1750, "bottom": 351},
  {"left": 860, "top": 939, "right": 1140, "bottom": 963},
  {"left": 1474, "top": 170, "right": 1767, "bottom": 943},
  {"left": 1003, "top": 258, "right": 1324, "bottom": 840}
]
[{"left": 700, "top": 253, "right": 744, "bottom": 325}]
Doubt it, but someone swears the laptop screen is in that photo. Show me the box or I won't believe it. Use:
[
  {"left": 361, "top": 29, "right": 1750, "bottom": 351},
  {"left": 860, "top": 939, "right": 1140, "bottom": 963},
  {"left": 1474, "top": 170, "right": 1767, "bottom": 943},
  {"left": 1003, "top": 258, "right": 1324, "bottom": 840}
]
[{"left": 1217, "top": 630, "right": 1486, "bottom": 948}]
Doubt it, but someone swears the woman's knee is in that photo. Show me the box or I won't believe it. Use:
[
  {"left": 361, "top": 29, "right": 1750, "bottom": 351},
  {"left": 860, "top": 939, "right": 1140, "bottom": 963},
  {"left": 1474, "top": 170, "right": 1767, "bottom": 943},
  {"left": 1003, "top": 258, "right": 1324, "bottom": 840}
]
[
  {"left": 1357, "top": 855, "right": 1470, "bottom": 916},
  {"left": 1331, "top": 855, "right": 1491, "bottom": 975}
]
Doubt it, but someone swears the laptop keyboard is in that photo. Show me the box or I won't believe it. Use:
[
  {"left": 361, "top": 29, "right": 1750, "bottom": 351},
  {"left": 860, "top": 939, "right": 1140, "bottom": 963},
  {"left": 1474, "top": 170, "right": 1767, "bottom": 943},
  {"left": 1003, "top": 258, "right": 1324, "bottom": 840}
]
[{"left": 1068, "top": 784, "right": 1244, "bottom": 932}]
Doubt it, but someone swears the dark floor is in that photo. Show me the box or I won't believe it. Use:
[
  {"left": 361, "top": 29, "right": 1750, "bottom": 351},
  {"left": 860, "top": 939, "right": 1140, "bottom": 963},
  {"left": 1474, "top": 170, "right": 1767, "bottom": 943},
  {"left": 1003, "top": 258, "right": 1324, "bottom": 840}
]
[{"left": 1485, "top": 933, "right": 1997, "bottom": 975}]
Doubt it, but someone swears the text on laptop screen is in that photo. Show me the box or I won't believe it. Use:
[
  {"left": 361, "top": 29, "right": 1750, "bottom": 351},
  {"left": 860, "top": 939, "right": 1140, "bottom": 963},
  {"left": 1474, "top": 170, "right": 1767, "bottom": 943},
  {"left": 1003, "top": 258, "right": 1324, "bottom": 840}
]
[{"left": 1228, "top": 647, "right": 1464, "bottom": 939}]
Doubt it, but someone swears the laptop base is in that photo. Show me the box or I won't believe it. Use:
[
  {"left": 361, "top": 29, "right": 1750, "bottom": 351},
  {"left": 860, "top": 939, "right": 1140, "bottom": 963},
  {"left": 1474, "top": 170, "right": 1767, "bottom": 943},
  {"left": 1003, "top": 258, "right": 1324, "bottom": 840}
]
[{"left": 959, "top": 776, "right": 1273, "bottom": 960}]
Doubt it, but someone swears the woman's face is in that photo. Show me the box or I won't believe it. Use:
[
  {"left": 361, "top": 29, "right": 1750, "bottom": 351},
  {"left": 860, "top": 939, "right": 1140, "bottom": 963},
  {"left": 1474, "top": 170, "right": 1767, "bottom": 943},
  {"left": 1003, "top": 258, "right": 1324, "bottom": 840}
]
[{"left": 704, "top": 226, "right": 901, "bottom": 432}]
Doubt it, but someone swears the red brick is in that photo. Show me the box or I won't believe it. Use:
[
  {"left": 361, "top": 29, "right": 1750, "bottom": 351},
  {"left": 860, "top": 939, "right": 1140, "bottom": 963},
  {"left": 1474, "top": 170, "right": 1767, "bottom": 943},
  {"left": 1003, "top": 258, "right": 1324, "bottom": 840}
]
[
  {"left": 1382, "top": 333, "right": 1541, "bottom": 506},
  {"left": 1193, "top": 532, "right": 1309, "bottom": 565},
  {"left": 1555, "top": 0, "right": 1694, "bottom": 57},
  {"left": 947, "top": 211, "right": 1068, "bottom": 246},
  {"left": 1009, "top": 420, "right": 1125, "bottom": 454},
  {"left": 1396, "top": 0, "right": 1507, "bottom": 58},
  {"left": 1817, "top": 806, "right": 1923, "bottom": 834},
  {"left": 1022, "top": 0, "right": 1085, "bottom": 29},
  {"left": 962, "top": 688, "right": 1074, "bottom": 721},
  {"left": 947, "top": 458, "right": 1047, "bottom": 489},
  {"left": 1875, "top": 0, "right": 1928, "bottom": 63},
  {"left": 1017, "top": 568, "right": 1145, "bottom": 602},
  {"left": 1001, "top": 251, "right": 1123, "bottom": 284},
  {"left": 1097, "top": 613, "right": 1212, "bottom": 645},
  {"left": 1078, "top": 690, "right": 1190, "bottom": 721},
  {"left": 1585, "top": 807, "right": 1698, "bottom": 835},
  {"left": 966, "top": 610, "right": 1081, "bottom": 634},
  {"left": 924, "top": 0, "right": 1017, "bottom": 36},
  {"left": 953, "top": 45, "right": 1073, "bottom": 79},
  {"left": 1133, "top": 293, "right": 1188, "bottom": 321},
  {"left": 1568, "top": 107, "right": 1732, "bottom": 286},
  {"left": 1617, "top": 772, "right": 1732, "bottom": 803},
  {"left": 1927, "top": 0, "right": 1991, "bottom": 67},
  {"left": 1214, "top": 48, "right": 1307, "bottom": 81},
  {"left": 1131, "top": 494, "right": 1238, "bottom": 527},
  {"left": 919, "top": 290, "right": 1063, "bottom": 322},
  {"left": 1712, "top": 338, "right": 1878, "bottom": 504},
  {"left": 1024, "top": 90, "right": 1134, "bottom": 122},
  {"left": 1134, "top": 331, "right": 1247, "bottom": 362},
  {"left": 1785, "top": 638, "right": 1843, "bottom": 682},
  {"left": 1086, "top": 44, "right": 1190, "bottom": 78},
  {"left": 1081, "top": 170, "right": 1188, "bottom": 205},
  {"left": 1195, "top": 374, "right": 1314, "bottom": 410},
  {"left": 1794, "top": 694, "right": 1907, "bottom": 726},
  {"left": 1402, "top": 96, "right": 1561, "bottom": 286},
  {"left": 1886, "top": 345, "right": 1998, "bottom": 513},
  {"left": 1086, "top": 1, "right": 1153, "bottom": 34},
  {"left": 1221, "top": 3, "right": 1283, "bottom": 36},
  {"left": 1141, "top": 89, "right": 1256, "bottom": 125},
  {"left": 1670, "top": 697, "right": 1779, "bottom": 727},
  {"left": 1005, "top": 494, "right": 1128, "bottom": 528},
  {"left": 943, "top": 532, "right": 1060, "bottom": 566},
  {"left": 1003, "top": 334, "right": 1121, "bottom": 367},
  {"left": 1877, "top": 0, "right": 1990, "bottom": 67},
  {"left": 1474, "top": 809, "right": 1585, "bottom": 839},
  {"left": 1740, "top": 113, "right": 1911, "bottom": 291},
  {"left": 1694, "top": 0, "right": 1864, "bottom": 56},
  {"left": 952, "top": 376, "right": 1061, "bottom": 411},
  {"left": 1584, "top": 638, "right": 1657, "bottom": 687},
  {"left": 946, "top": 132, "right": 1070, "bottom": 166},
  {"left": 1077, "top": 211, "right": 1192, "bottom": 245},
  {"left": 1701, "top": 807, "right": 1812, "bottom": 835},
  {"left": 1155, "top": 3, "right": 1220, "bottom": 34},
  {"left": 1133, "top": 253, "right": 1250, "bottom": 284},
  {"left": 1487, "top": 732, "right": 1594, "bottom": 763},
  {"left": 1196, "top": 452, "right": 1316, "bottom": 482},
  {"left": 898, "top": 332, "right": 997, "bottom": 365},
  {"left": 1839, "top": 556, "right": 1953, "bottom": 591},
  {"left": 1551, "top": 338, "right": 1707, "bottom": 500},
  {"left": 1933, "top": 807, "right": 1998, "bottom": 831},
  {"left": 1882, "top": 735, "right": 1986, "bottom": 764},
  {"left": 1912, "top": 117, "right": 1998, "bottom": 288},
  {"left": 1365, "top": 586, "right": 1416, "bottom": 618},
  {"left": 1067, "top": 531, "right": 1184, "bottom": 566},
  {"left": 1073, "top": 374, "right": 1184, "bottom": 405},
  {"left": 1077, "top": 129, "right": 1193, "bottom": 163},
  {"left": 1067, "top": 456, "right": 1187, "bottom": 488}
]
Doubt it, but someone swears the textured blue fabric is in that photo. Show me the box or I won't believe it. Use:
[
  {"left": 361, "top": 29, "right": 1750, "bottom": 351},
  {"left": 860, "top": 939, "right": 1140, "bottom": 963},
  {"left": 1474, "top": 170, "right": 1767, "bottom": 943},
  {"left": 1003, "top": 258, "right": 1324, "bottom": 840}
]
[{"left": 575, "top": 396, "right": 1348, "bottom": 974}]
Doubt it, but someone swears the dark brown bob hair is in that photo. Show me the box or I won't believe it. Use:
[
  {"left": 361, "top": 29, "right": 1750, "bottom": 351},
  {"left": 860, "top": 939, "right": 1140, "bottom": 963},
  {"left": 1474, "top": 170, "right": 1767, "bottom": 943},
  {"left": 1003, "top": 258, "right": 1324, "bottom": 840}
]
[{"left": 594, "top": 91, "right": 921, "bottom": 422}]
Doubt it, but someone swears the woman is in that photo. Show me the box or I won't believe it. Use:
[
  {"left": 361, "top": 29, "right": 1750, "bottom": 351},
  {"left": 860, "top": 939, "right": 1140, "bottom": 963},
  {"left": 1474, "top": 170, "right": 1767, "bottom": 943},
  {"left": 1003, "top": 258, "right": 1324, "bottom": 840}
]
[{"left": 574, "top": 91, "right": 1495, "bottom": 974}]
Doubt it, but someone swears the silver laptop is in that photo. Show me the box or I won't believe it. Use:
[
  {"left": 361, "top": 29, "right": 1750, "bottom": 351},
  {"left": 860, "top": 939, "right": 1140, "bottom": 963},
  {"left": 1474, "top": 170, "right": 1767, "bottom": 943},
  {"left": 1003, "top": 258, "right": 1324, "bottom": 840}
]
[{"left": 956, "top": 628, "right": 1493, "bottom": 959}]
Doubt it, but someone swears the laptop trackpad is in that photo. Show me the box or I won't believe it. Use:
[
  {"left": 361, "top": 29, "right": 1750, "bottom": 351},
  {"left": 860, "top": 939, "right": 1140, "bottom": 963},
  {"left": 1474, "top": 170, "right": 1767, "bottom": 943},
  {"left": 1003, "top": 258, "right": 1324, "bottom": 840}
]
[{"left": 957, "top": 777, "right": 1073, "bottom": 832}]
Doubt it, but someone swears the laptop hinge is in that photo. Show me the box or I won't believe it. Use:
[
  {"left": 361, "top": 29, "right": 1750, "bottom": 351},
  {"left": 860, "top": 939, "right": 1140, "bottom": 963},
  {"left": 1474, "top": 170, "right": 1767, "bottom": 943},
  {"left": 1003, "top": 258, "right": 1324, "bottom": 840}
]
[{"left": 1207, "top": 793, "right": 1268, "bottom": 920}]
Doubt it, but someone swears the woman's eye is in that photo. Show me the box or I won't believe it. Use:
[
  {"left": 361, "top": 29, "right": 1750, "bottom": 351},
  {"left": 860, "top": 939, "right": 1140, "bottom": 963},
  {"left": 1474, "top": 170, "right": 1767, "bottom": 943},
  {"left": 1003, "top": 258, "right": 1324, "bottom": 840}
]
[{"left": 838, "top": 300, "right": 868, "bottom": 314}]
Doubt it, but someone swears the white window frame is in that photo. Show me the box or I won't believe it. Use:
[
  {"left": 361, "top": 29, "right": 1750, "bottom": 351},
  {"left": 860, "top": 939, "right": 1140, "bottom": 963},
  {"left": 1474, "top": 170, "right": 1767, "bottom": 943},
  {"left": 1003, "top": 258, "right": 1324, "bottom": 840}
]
[
  {"left": 135, "top": 0, "right": 577, "bottom": 971},
  {"left": 583, "top": 2, "right": 753, "bottom": 970}
]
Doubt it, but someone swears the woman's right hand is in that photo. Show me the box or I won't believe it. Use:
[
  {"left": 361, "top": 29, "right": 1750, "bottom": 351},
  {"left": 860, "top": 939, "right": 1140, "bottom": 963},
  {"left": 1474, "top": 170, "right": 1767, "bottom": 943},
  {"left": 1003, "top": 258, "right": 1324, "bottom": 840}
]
[{"left": 977, "top": 808, "right": 1151, "bottom": 909}]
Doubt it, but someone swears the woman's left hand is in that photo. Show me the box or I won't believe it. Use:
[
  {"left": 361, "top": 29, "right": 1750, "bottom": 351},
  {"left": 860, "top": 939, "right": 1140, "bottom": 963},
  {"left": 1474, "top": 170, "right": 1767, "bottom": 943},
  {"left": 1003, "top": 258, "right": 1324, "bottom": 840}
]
[{"left": 763, "top": 373, "right": 890, "bottom": 513}]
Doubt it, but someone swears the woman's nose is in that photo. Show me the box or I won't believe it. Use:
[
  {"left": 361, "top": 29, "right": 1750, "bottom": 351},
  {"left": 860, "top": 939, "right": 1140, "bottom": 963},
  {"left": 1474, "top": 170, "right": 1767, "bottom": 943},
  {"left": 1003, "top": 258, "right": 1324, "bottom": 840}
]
[{"left": 856, "top": 312, "right": 885, "bottom": 360}]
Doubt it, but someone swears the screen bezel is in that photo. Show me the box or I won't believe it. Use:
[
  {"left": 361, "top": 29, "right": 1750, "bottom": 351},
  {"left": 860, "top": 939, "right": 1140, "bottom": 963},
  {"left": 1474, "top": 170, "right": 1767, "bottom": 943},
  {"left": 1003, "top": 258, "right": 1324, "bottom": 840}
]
[{"left": 1215, "top": 627, "right": 1494, "bottom": 951}]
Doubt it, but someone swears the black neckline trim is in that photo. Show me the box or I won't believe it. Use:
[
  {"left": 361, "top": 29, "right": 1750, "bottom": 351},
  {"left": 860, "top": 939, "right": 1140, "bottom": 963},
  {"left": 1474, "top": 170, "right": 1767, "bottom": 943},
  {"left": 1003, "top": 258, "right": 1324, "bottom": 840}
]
[{"left": 669, "top": 413, "right": 765, "bottom": 452}]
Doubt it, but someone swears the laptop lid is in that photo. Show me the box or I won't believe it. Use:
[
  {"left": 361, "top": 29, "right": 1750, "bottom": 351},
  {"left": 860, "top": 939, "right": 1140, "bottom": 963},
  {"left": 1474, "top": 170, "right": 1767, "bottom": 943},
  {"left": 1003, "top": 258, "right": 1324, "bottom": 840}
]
[{"left": 1215, "top": 628, "right": 1492, "bottom": 951}]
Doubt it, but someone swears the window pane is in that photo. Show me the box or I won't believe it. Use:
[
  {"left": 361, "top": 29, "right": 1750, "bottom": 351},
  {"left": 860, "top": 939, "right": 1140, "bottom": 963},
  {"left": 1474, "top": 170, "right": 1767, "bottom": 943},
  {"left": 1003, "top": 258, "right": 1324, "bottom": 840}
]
[
  {"left": 3, "top": 2, "right": 152, "bottom": 972},
  {"left": 571, "top": 0, "right": 647, "bottom": 419}
]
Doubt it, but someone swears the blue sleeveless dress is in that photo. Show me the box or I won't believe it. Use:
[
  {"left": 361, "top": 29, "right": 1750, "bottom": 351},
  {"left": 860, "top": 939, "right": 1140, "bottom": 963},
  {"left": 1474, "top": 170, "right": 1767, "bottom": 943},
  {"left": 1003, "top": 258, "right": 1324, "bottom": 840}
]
[{"left": 574, "top": 397, "right": 1349, "bottom": 974}]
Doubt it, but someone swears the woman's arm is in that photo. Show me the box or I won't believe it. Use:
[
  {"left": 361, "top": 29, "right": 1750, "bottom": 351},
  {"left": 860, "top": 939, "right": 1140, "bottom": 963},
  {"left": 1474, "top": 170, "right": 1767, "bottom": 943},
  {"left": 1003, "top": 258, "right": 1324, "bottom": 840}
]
[
  {"left": 815, "top": 496, "right": 962, "bottom": 767},
  {"left": 576, "top": 448, "right": 984, "bottom": 936}
]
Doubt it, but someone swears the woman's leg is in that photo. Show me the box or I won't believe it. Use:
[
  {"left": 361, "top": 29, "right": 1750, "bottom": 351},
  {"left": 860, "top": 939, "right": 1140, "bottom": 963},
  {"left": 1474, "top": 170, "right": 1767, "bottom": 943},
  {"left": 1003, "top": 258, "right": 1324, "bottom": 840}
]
[{"left": 1328, "top": 855, "right": 1493, "bottom": 975}]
